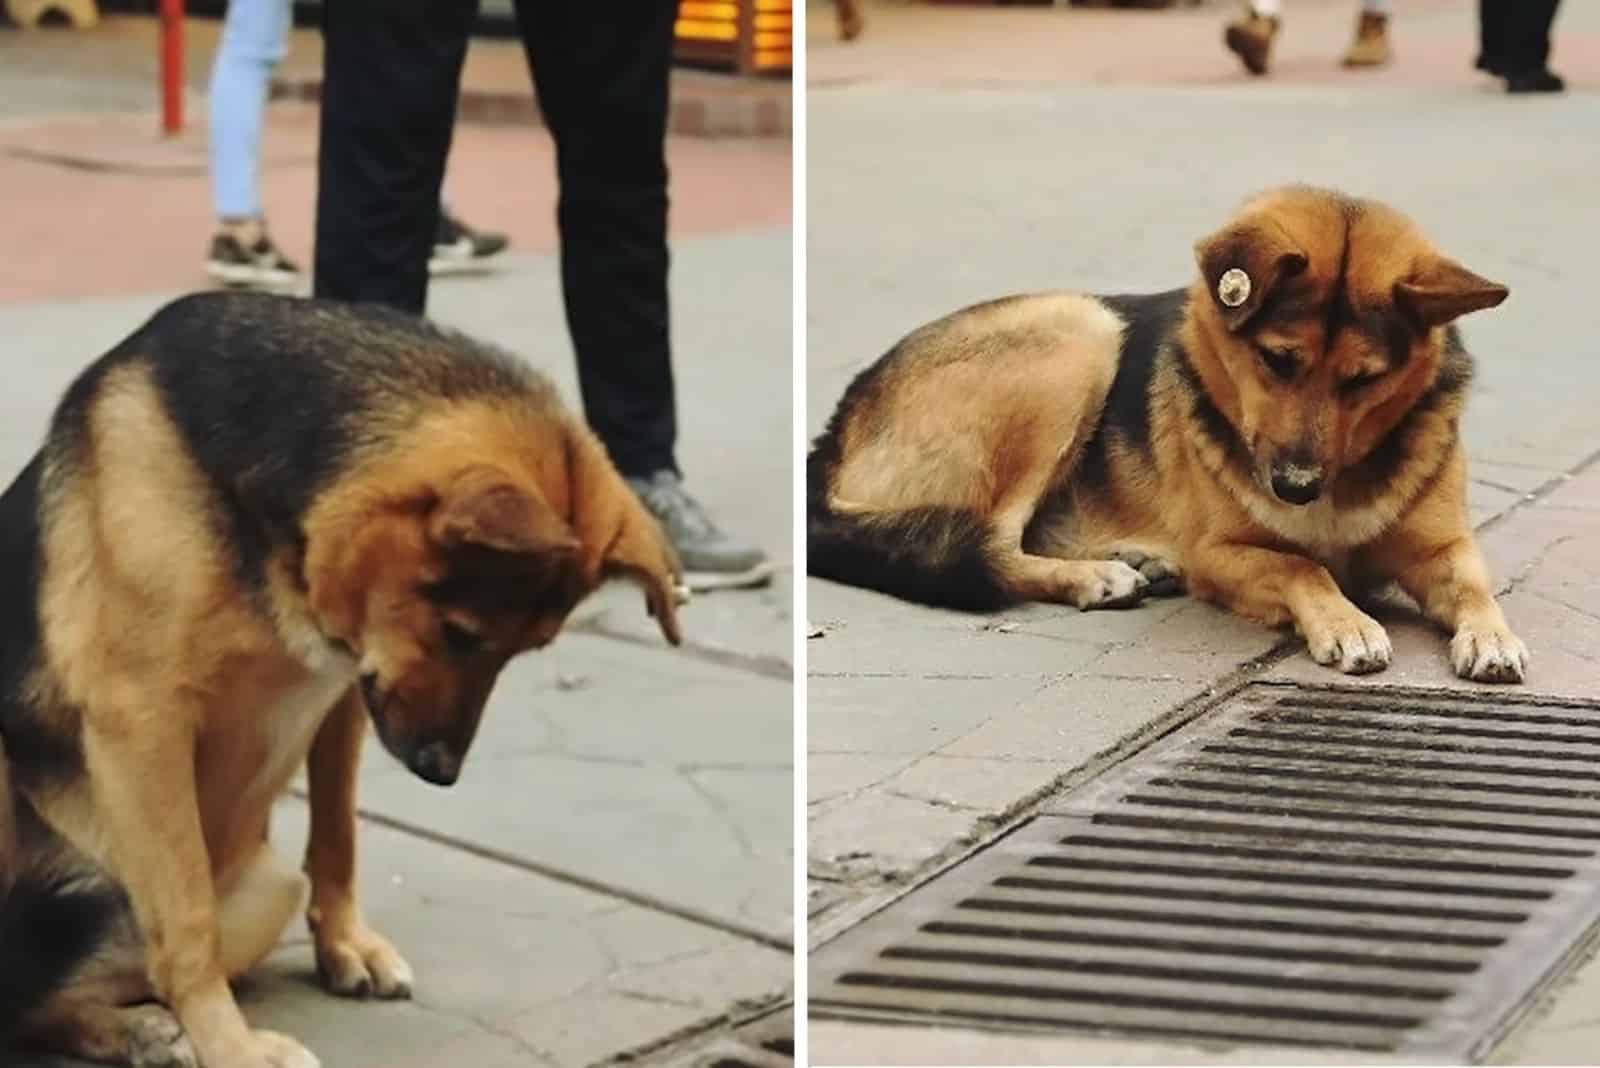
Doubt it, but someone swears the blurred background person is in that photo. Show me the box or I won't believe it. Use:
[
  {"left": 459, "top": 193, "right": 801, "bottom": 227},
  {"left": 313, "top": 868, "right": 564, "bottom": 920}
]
[
  {"left": 206, "top": 0, "right": 508, "bottom": 288},
  {"left": 1477, "top": 0, "right": 1565, "bottom": 93},
  {"left": 314, "top": 1, "right": 772, "bottom": 591},
  {"left": 1225, "top": 0, "right": 1390, "bottom": 77}
]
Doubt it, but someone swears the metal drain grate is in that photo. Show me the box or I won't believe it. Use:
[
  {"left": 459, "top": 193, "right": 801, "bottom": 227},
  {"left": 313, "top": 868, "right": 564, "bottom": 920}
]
[
  {"left": 810, "top": 683, "right": 1600, "bottom": 1058},
  {"left": 667, "top": 1007, "right": 794, "bottom": 1068}
]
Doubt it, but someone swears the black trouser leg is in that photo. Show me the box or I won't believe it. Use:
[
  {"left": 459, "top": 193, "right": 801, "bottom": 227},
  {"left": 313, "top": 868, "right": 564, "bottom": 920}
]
[
  {"left": 512, "top": 0, "right": 680, "bottom": 478},
  {"left": 1478, "top": 0, "right": 1508, "bottom": 70},
  {"left": 1517, "top": 0, "right": 1561, "bottom": 71},
  {"left": 314, "top": 0, "right": 478, "bottom": 313}
]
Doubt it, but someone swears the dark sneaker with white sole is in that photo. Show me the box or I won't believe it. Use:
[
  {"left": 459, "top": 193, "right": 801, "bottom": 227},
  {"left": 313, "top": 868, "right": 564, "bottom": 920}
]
[
  {"left": 431, "top": 207, "right": 510, "bottom": 275},
  {"left": 205, "top": 231, "right": 300, "bottom": 289},
  {"left": 625, "top": 471, "right": 774, "bottom": 591}
]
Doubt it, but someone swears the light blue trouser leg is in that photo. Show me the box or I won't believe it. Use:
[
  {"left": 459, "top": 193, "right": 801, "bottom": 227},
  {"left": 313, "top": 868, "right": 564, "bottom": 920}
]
[{"left": 208, "top": 0, "right": 291, "bottom": 220}]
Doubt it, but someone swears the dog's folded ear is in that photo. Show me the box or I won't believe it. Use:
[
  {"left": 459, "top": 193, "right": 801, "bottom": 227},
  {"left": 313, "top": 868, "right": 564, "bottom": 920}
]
[
  {"left": 600, "top": 510, "right": 685, "bottom": 647},
  {"left": 563, "top": 431, "right": 685, "bottom": 646},
  {"left": 430, "top": 465, "right": 580, "bottom": 557},
  {"left": 1194, "top": 214, "right": 1310, "bottom": 331},
  {"left": 1395, "top": 257, "right": 1509, "bottom": 328}
]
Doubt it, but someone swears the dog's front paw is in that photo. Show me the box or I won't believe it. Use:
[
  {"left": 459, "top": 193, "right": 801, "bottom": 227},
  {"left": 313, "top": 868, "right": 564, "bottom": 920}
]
[
  {"left": 1302, "top": 604, "right": 1392, "bottom": 675},
  {"left": 1452, "top": 623, "right": 1528, "bottom": 683},
  {"left": 316, "top": 922, "right": 414, "bottom": 1000},
  {"left": 246, "top": 1030, "right": 320, "bottom": 1068}
]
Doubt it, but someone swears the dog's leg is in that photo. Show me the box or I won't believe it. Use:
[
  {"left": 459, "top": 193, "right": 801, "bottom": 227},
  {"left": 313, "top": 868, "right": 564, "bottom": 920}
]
[
  {"left": 24, "top": 995, "right": 197, "bottom": 1068},
  {"left": 985, "top": 430, "right": 1148, "bottom": 611},
  {"left": 304, "top": 690, "right": 413, "bottom": 1000},
  {"left": 80, "top": 721, "right": 318, "bottom": 1068},
  {"left": 217, "top": 840, "right": 308, "bottom": 979},
  {"left": 1362, "top": 452, "right": 1527, "bottom": 682},
  {"left": 1394, "top": 536, "right": 1526, "bottom": 682},
  {"left": 1188, "top": 542, "right": 1392, "bottom": 674}
]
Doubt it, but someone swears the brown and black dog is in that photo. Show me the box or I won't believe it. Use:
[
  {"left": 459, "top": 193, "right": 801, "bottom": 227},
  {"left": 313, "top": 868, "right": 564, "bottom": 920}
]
[
  {"left": 0, "top": 292, "right": 683, "bottom": 1068},
  {"left": 809, "top": 185, "right": 1527, "bottom": 683}
]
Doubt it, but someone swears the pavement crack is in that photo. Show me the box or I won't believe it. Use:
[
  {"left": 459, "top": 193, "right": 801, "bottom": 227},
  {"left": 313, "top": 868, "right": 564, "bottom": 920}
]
[
  {"left": 409, "top": 995, "right": 562, "bottom": 1068},
  {"left": 1498, "top": 535, "right": 1578, "bottom": 596},
  {"left": 680, "top": 768, "right": 760, "bottom": 861},
  {"left": 282, "top": 792, "right": 792, "bottom": 952}
]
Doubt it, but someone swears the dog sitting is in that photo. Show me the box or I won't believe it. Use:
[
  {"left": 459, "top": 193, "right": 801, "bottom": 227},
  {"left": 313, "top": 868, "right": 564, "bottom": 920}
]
[{"left": 0, "top": 292, "right": 683, "bottom": 1068}]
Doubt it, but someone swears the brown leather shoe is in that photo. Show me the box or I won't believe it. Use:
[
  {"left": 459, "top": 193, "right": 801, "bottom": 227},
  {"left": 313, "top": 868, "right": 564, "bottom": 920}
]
[
  {"left": 1342, "top": 11, "right": 1391, "bottom": 68},
  {"left": 1224, "top": 12, "right": 1279, "bottom": 76}
]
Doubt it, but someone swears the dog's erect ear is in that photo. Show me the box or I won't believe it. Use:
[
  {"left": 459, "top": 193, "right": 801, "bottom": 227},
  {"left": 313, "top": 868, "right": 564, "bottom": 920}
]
[
  {"left": 430, "top": 465, "right": 579, "bottom": 556},
  {"left": 1395, "top": 256, "right": 1509, "bottom": 329},
  {"left": 1194, "top": 213, "right": 1310, "bottom": 332}
]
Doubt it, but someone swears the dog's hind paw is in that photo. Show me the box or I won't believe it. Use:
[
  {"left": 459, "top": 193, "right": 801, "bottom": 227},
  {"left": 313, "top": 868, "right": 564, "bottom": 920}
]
[
  {"left": 1452, "top": 624, "right": 1528, "bottom": 683},
  {"left": 1304, "top": 605, "right": 1392, "bottom": 675},
  {"left": 1107, "top": 548, "right": 1185, "bottom": 597},
  {"left": 125, "top": 1005, "right": 197, "bottom": 1068},
  {"left": 1068, "top": 560, "right": 1149, "bottom": 610}
]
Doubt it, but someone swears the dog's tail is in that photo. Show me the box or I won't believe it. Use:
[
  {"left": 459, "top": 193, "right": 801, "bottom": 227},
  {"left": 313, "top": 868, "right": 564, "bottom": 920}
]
[
  {"left": 0, "top": 738, "right": 119, "bottom": 1039},
  {"left": 806, "top": 449, "right": 1012, "bottom": 611}
]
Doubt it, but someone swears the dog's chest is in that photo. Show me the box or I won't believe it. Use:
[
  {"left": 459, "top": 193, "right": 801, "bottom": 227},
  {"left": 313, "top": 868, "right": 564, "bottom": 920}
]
[{"left": 210, "top": 653, "right": 357, "bottom": 808}]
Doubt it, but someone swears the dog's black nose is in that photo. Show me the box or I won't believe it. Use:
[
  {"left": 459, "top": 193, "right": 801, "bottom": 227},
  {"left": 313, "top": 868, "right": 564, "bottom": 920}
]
[
  {"left": 409, "top": 741, "right": 461, "bottom": 786},
  {"left": 1271, "top": 472, "right": 1323, "bottom": 505}
]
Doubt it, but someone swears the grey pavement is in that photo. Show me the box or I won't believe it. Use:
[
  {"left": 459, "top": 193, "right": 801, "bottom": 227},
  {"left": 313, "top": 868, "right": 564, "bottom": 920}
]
[
  {"left": 3, "top": 227, "right": 793, "bottom": 1066},
  {"left": 805, "top": 43, "right": 1600, "bottom": 1066}
]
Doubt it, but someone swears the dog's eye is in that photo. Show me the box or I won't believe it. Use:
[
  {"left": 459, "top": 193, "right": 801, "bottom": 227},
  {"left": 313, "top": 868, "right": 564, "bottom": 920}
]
[
  {"left": 1339, "top": 370, "right": 1385, "bottom": 395},
  {"left": 440, "top": 621, "right": 484, "bottom": 656},
  {"left": 1256, "top": 346, "right": 1299, "bottom": 382}
]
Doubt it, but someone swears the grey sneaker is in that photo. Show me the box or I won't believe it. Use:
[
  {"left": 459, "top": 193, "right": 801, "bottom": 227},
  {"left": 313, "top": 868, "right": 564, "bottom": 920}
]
[{"left": 625, "top": 471, "right": 773, "bottom": 591}]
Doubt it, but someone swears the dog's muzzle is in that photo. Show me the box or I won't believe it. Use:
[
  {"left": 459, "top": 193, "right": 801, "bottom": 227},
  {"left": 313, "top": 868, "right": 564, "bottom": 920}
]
[{"left": 359, "top": 673, "right": 464, "bottom": 786}]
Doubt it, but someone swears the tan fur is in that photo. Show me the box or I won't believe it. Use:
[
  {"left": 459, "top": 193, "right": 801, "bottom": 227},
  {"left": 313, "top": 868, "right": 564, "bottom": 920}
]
[
  {"left": 16, "top": 353, "right": 681, "bottom": 1067},
  {"left": 822, "top": 187, "right": 1526, "bottom": 678}
]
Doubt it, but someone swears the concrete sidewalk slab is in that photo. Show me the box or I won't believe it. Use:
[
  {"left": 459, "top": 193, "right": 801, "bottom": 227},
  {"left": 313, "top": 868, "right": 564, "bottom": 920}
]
[
  {"left": 15, "top": 799, "right": 790, "bottom": 1068},
  {"left": 352, "top": 632, "right": 792, "bottom": 941}
]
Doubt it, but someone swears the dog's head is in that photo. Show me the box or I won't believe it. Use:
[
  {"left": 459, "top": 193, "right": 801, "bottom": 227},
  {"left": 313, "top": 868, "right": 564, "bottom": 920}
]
[
  {"left": 304, "top": 426, "right": 682, "bottom": 787},
  {"left": 1188, "top": 186, "right": 1507, "bottom": 506}
]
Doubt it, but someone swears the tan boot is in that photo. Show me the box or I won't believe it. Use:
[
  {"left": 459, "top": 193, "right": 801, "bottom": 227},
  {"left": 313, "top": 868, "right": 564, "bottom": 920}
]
[
  {"left": 1224, "top": 12, "right": 1279, "bottom": 76},
  {"left": 1342, "top": 11, "right": 1391, "bottom": 67}
]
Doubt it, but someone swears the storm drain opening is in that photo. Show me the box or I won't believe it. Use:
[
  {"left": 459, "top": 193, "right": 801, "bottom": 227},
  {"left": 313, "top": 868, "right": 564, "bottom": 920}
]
[
  {"left": 671, "top": 1007, "right": 794, "bottom": 1068},
  {"left": 810, "top": 683, "right": 1600, "bottom": 1060}
]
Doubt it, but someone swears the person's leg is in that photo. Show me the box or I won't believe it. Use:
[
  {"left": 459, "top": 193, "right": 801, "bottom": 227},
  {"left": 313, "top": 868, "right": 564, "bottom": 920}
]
[
  {"left": 511, "top": 0, "right": 677, "bottom": 477},
  {"left": 313, "top": 0, "right": 477, "bottom": 313},
  {"left": 1227, "top": 1, "right": 1280, "bottom": 76},
  {"left": 512, "top": 0, "right": 772, "bottom": 588},
  {"left": 206, "top": 0, "right": 299, "bottom": 286},
  {"left": 208, "top": 0, "right": 289, "bottom": 224},
  {"left": 1499, "top": 0, "right": 1564, "bottom": 92},
  {"left": 1344, "top": 0, "right": 1391, "bottom": 67}
]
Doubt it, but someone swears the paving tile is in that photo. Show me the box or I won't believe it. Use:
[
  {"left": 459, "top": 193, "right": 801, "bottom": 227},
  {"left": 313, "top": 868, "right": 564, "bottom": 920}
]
[
  {"left": 9, "top": 799, "right": 790, "bottom": 1068},
  {"left": 807, "top": 674, "right": 1049, "bottom": 757},
  {"left": 356, "top": 633, "right": 791, "bottom": 940},
  {"left": 937, "top": 676, "right": 1201, "bottom": 764}
]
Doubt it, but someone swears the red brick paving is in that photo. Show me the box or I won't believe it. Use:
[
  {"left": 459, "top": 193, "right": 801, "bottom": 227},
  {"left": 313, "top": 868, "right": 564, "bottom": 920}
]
[{"left": 0, "top": 103, "right": 791, "bottom": 304}]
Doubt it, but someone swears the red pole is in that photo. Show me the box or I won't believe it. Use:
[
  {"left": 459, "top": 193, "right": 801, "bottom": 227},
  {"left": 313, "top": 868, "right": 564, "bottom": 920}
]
[{"left": 160, "top": 0, "right": 184, "bottom": 136}]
